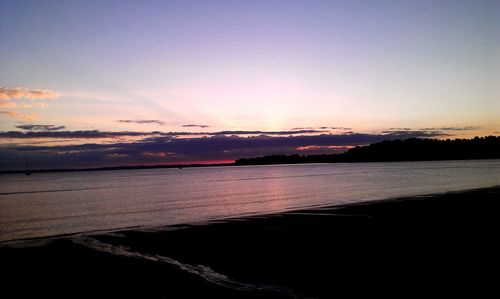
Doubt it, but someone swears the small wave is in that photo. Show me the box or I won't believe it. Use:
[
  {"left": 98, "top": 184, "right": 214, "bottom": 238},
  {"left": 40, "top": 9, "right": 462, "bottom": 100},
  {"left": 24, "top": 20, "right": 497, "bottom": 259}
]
[{"left": 73, "top": 236, "right": 307, "bottom": 298}]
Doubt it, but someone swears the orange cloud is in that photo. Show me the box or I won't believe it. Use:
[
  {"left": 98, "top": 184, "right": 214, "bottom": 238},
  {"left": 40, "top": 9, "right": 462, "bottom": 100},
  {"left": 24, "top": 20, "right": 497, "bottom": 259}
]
[
  {"left": 0, "top": 87, "right": 59, "bottom": 120},
  {"left": 20, "top": 102, "right": 49, "bottom": 109},
  {"left": 0, "top": 101, "right": 16, "bottom": 109},
  {"left": 142, "top": 151, "right": 175, "bottom": 157},
  {"left": 0, "top": 87, "right": 60, "bottom": 100},
  {"left": 296, "top": 145, "right": 354, "bottom": 151}
]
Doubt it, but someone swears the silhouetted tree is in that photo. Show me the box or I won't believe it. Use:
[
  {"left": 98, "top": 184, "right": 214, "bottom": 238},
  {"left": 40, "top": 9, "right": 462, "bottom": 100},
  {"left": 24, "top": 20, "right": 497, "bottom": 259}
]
[{"left": 235, "top": 136, "right": 500, "bottom": 165}]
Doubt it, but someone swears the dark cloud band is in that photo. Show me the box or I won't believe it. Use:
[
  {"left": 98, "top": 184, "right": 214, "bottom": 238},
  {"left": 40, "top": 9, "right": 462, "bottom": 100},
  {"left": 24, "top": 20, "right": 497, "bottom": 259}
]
[
  {"left": 0, "top": 130, "right": 449, "bottom": 170},
  {"left": 183, "top": 124, "right": 210, "bottom": 128},
  {"left": 16, "top": 125, "right": 66, "bottom": 131},
  {"left": 116, "top": 120, "right": 166, "bottom": 125}
]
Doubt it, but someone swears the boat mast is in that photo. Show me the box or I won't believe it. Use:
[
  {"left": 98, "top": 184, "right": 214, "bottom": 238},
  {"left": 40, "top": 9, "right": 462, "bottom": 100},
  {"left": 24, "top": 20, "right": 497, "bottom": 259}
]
[{"left": 25, "top": 158, "right": 31, "bottom": 175}]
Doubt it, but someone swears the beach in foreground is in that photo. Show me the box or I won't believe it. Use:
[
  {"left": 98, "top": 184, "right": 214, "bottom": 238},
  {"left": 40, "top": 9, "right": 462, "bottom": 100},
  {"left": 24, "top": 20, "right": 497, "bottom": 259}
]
[{"left": 2, "top": 186, "right": 499, "bottom": 298}]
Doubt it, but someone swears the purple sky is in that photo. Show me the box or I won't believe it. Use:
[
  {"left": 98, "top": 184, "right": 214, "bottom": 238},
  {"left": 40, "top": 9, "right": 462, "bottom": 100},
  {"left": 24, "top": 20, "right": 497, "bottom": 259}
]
[{"left": 1, "top": 0, "right": 498, "bottom": 169}]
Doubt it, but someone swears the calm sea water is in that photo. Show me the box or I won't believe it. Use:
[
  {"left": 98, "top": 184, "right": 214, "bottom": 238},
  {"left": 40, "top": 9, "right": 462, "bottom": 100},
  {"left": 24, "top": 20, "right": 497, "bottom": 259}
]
[{"left": 1, "top": 160, "right": 500, "bottom": 243}]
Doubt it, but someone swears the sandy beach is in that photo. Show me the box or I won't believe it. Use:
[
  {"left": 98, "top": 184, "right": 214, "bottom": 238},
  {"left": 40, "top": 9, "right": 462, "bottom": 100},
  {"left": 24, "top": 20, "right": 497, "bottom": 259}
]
[{"left": 2, "top": 186, "right": 499, "bottom": 298}]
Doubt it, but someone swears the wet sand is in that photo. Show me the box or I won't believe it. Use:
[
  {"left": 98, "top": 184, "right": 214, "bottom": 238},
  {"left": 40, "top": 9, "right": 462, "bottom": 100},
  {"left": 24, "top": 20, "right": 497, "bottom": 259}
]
[{"left": 2, "top": 186, "right": 499, "bottom": 298}]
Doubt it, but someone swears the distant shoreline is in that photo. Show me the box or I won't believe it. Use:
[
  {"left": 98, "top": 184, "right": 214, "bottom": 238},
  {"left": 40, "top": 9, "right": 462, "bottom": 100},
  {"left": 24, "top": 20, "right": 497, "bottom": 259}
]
[
  {"left": 3, "top": 157, "right": 500, "bottom": 175},
  {"left": 0, "top": 162, "right": 236, "bottom": 175}
]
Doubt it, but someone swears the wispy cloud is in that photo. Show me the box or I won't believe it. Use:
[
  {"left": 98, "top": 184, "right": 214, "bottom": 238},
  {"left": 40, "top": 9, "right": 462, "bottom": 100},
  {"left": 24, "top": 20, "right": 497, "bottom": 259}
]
[
  {"left": 292, "top": 126, "right": 352, "bottom": 131},
  {"left": 388, "top": 128, "right": 412, "bottom": 131},
  {"left": 16, "top": 124, "right": 66, "bottom": 131},
  {"left": 64, "top": 92, "right": 125, "bottom": 102},
  {"left": 420, "top": 126, "right": 481, "bottom": 131},
  {"left": 382, "top": 126, "right": 482, "bottom": 135},
  {"left": 0, "top": 87, "right": 59, "bottom": 120},
  {"left": 0, "top": 110, "right": 37, "bottom": 121},
  {"left": 107, "top": 153, "right": 129, "bottom": 158},
  {"left": 318, "top": 126, "right": 353, "bottom": 130},
  {"left": 0, "top": 102, "right": 17, "bottom": 109},
  {"left": 5, "top": 124, "right": 482, "bottom": 141},
  {"left": 0, "top": 87, "right": 60, "bottom": 100},
  {"left": 183, "top": 124, "right": 210, "bottom": 128},
  {"left": 207, "top": 130, "right": 325, "bottom": 135},
  {"left": 20, "top": 102, "right": 49, "bottom": 109},
  {"left": 142, "top": 151, "right": 174, "bottom": 157},
  {"left": 296, "top": 145, "right": 354, "bottom": 151},
  {"left": 291, "top": 127, "right": 315, "bottom": 130},
  {"left": 0, "top": 130, "right": 158, "bottom": 139},
  {"left": 0, "top": 129, "right": 327, "bottom": 139},
  {"left": 117, "top": 119, "right": 166, "bottom": 125}
]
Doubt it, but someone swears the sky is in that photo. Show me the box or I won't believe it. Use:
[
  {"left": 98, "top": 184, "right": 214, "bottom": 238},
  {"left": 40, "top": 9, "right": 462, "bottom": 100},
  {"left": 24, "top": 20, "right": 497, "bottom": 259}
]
[{"left": 1, "top": 0, "right": 499, "bottom": 170}]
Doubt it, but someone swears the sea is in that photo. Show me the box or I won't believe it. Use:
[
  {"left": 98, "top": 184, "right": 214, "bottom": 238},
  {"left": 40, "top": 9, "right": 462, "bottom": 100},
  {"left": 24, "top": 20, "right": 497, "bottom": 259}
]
[{"left": 1, "top": 159, "right": 500, "bottom": 243}]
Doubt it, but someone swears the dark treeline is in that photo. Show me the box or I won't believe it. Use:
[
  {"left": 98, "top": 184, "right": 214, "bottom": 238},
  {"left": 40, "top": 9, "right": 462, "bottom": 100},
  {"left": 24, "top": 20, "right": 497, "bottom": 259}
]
[{"left": 235, "top": 136, "right": 500, "bottom": 165}]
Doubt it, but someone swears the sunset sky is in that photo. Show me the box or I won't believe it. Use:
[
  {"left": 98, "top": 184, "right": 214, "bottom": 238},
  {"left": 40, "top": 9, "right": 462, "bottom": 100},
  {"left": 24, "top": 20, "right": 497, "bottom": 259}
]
[{"left": 1, "top": 0, "right": 498, "bottom": 170}]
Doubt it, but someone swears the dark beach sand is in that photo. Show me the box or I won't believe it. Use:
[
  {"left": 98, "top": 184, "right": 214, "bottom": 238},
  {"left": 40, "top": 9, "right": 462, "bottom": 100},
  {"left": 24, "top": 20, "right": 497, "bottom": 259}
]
[{"left": 2, "top": 186, "right": 499, "bottom": 298}]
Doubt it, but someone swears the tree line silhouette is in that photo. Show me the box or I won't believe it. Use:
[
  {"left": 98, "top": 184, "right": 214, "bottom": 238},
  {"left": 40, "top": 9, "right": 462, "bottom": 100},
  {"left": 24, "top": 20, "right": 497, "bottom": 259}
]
[{"left": 235, "top": 136, "right": 500, "bottom": 165}]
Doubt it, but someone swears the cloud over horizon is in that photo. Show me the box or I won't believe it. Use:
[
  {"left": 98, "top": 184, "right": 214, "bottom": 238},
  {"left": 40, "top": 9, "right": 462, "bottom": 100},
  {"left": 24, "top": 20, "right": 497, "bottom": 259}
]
[
  {"left": 0, "top": 129, "right": 451, "bottom": 170},
  {"left": 117, "top": 119, "right": 167, "bottom": 125},
  {"left": 422, "top": 126, "right": 482, "bottom": 131},
  {"left": 0, "top": 130, "right": 158, "bottom": 139},
  {"left": 15, "top": 124, "right": 66, "bottom": 131},
  {"left": 0, "top": 129, "right": 333, "bottom": 140},
  {"left": 183, "top": 124, "right": 210, "bottom": 128},
  {"left": 0, "top": 122, "right": 493, "bottom": 171},
  {"left": 291, "top": 126, "right": 352, "bottom": 131}
]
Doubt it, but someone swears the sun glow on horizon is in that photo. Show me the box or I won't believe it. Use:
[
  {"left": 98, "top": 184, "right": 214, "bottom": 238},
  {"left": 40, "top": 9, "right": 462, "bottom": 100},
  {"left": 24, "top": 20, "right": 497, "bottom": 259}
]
[{"left": 1, "top": 0, "right": 498, "bottom": 169}]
